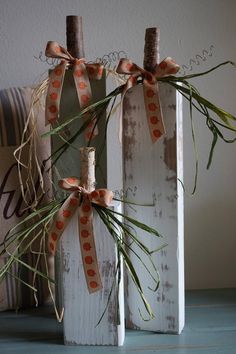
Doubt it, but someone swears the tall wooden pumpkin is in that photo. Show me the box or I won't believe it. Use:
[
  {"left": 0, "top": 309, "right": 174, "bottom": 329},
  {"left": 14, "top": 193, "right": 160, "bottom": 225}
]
[
  {"left": 123, "top": 28, "right": 184, "bottom": 334},
  {"left": 50, "top": 16, "right": 125, "bottom": 346}
]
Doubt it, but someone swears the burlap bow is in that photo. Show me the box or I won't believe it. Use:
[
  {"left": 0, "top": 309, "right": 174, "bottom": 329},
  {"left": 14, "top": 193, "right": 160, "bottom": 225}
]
[
  {"left": 48, "top": 176, "right": 113, "bottom": 293},
  {"left": 45, "top": 41, "right": 104, "bottom": 141},
  {"left": 116, "top": 57, "right": 180, "bottom": 142}
]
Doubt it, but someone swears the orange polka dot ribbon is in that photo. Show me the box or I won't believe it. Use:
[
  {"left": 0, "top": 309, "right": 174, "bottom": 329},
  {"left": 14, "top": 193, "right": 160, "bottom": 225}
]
[
  {"left": 116, "top": 57, "right": 180, "bottom": 143},
  {"left": 45, "top": 41, "right": 104, "bottom": 141},
  {"left": 48, "top": 176, "right": 113, "bottom": 293}
]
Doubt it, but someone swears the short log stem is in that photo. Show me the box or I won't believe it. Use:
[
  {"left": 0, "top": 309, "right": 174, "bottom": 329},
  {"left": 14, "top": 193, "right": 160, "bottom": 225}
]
[
  {"left": 66, "top": 15, "right": 85, "bottom": 59},
  {"left": 80, "top": 147, "right": 96, "bottom": 193},
  {"left": 143, "top": 27, "right": 160, "bottom": 72}
]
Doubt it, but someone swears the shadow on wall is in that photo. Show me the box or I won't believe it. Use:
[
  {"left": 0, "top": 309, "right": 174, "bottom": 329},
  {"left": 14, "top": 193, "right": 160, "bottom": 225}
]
[{"left": 184, "top": 198, "right": 236, "bottom": 290}]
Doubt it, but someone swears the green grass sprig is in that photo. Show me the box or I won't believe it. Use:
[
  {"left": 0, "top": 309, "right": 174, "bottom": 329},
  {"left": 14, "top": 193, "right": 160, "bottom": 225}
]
[
  {"left": 42, "top": 61, "right": 236, "bottom": 193},
  {"left": 94, "top": 203, "right": 166, "bottom": 320}
]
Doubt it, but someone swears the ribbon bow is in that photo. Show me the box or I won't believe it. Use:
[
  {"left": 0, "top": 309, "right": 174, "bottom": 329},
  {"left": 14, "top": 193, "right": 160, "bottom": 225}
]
[
  {"left": 116, "top": 57, "right": 180, "bottom": 143},
  {"left": 45, "top": 41, "right": 104, "bottom": 141},
  {"left": 48, "top": 176, "right": 113, "bottom": 293}
]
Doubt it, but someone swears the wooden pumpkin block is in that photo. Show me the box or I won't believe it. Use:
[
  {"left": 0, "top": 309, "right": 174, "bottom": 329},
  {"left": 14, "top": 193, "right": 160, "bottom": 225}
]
[
  {"left": 123, "top": 82, "right": 184, "bottom": 333},
  {"left": 52, "top": 68, "right": 107, "bottom": 312},
  {"left": 60, "top": 202, "right": 125, "bottom": 346}
]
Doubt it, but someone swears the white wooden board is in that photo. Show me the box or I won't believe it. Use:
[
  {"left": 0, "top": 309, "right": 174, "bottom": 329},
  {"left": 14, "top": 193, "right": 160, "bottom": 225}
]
[
  {"left": 123, "top": 82, "right": 184, "bottom": 333},
  {"left": 60, "top": 203, "right": 125, "bottom": 345},
  {"left": 52, "top": 70, "right": 125, "bottom": 345}
]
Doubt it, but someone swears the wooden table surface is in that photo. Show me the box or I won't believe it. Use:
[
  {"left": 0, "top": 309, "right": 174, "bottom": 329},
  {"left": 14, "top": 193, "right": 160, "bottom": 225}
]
[{"left": 0, "top": 289, "right": 236, "bottom": 354}]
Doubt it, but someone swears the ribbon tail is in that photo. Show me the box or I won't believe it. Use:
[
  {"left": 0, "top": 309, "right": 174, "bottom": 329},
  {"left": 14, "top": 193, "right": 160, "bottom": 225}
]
[
  {"left": 45, "top": 61, "right": 67, "bottom": 125},
  {"left": 143, "top": 81, "right": 165, "bottom": 143},
  {"left": 73, "top": 60, "right": 98, "bottom": 141},
  {"left": 48, "top": 191, "right": 81, "bottom": 255},
  {"left": 78, "top": 197, "right": 102, "bottom": 293}
]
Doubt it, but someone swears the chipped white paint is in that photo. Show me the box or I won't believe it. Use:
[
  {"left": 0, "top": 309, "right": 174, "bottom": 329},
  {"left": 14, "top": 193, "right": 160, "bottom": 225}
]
[
  {"left": 53, "top": 70, "right": 124, "bottom": 345},
  {"left": 123, "top": 82, "right": 184, "bottom": 333},
  {"left": 60, "top": 203, "right": 125, "bottom": 346}
]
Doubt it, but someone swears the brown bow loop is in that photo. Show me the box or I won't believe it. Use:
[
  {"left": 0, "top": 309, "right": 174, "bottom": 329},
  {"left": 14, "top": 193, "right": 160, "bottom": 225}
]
[
  {"left": 45, "top": 41, "right": 104, "bottom": 141},
  {"left": 117, "top": 57, "right": 180, "bottom": 142},
  {"left": 48, "top": 176, "right": 113, "bottom": 293},
  {"left": 45, "top": 41, "right": 75, "bottom": 62}
]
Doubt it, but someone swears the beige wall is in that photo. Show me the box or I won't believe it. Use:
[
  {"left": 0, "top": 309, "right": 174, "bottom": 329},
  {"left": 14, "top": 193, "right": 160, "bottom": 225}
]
[{"left": 0, "top": 0, "right": 236, "bottom": 289}]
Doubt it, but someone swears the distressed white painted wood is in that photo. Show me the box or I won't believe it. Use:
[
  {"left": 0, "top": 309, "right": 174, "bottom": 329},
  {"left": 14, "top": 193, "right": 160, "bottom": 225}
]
[
  {"left": 53, "top": 69, "right": 107, "bottom": 312},
  {"left": 60, "top": 202, "right": 125, "bottom": 346},
  {"left": 123, "top": 82, "right": 184, "bottom": 333},
  {"left": 52, "top": 70, "right": 125, "bottom": 345}
]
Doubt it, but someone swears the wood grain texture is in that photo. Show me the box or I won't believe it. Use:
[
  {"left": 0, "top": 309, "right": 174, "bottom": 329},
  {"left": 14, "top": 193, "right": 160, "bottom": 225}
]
[
  {"left": 60, "top": 203, "right": 125, "bottom": 346},
  {"left": 66, "top": 16, "right": 85, "bottom": 59},
  {"left": 53, "top": 69, "right": 107, "bottom": 314},
  {"left": 143, "top": 27, "right": 160, "bottom": 71},
  {"left": 123, "top": 82, "right": 184, "bottom": 333},
  {"left": 52, "top": 70, "right": 124, "bottom": 345},
  {"left": 79, "top": 147, "right": 96, "bottom": 191}
]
